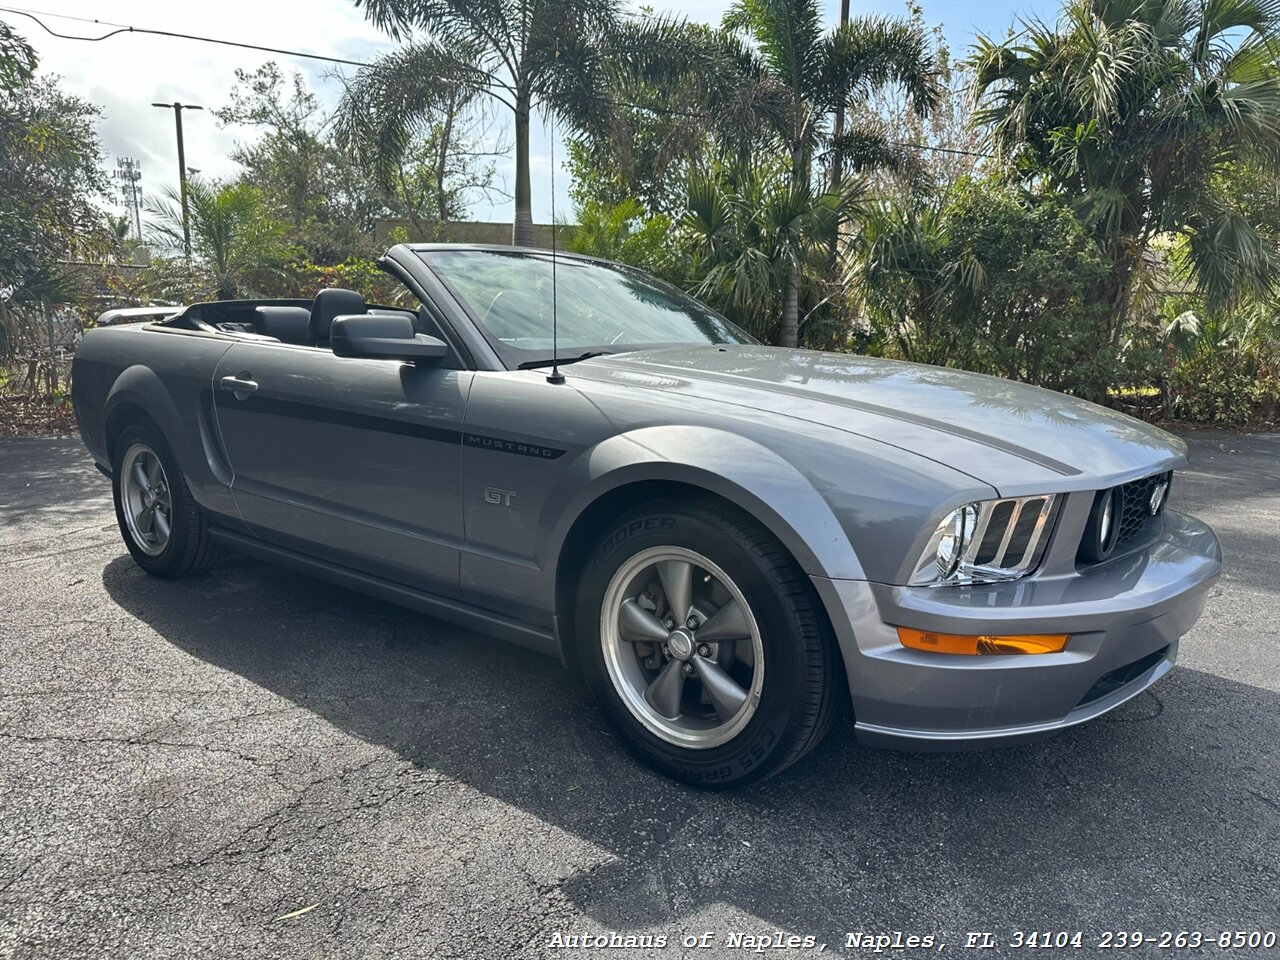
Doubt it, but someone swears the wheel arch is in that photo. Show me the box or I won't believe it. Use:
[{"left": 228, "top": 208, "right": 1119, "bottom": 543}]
[
  {"left": 101, "top": 364, "right": 235, "bottom": 514},
  {"left": 103, "top": 366, "right": 187, "bottom": 464},
  {"left": 547, "top": 425, "right": 863, "bottom": 667}
]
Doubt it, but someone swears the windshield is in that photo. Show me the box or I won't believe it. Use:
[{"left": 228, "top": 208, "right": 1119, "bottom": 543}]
[{"left": 419, "top": 249, "right": 754, "bottom": 365}]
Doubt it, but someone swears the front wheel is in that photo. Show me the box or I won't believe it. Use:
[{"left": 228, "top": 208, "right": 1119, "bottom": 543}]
[{"left": 575, "top": 499, "right": 842, "bottom": 787}]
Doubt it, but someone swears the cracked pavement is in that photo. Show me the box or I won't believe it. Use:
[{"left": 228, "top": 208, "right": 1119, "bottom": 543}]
[{"left": 0, "top": 432, "right": 1277, "bottom": 959}]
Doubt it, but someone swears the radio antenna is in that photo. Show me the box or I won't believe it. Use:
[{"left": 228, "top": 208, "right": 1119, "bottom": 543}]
[{"left": 546, "top": 80, "right": 564, "bottom": 385}]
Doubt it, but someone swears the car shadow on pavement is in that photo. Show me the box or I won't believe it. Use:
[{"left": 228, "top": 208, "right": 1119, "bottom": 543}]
[{"left": 102, "top": 553, "right": 1280, "bottom": 943}]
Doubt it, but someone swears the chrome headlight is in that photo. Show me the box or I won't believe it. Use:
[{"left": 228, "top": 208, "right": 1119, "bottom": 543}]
[{"left": 909, "top": 495, "right": 1059, "bottom": 586}]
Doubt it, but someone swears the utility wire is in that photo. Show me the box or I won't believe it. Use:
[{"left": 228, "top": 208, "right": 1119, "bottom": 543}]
[
  {"left": 0, "top": 5, "right": 368, "bottom": 66},
  {"left": 0, "top": 4, "right": 994, "bottom": 158},
  {"left": 1, "top": 5, "right": 131, "bottom": 29}
]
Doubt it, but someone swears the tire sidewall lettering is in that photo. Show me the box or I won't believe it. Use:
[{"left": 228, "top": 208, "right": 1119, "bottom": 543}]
[{"left": 597, "top": 515, "right": 678, "bottom": 561}]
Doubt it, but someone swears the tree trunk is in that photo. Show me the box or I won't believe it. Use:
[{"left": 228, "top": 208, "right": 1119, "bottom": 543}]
[
  {"left": 780, "top": 274, "right": 799, "bottom": 348},
  {"left": 830, "top": 111, "right": 844, "bottom": 191},
  {"left": 513, "top": 89, "right": 534, "bottom": 247},
  {"left": 830, "top": 0, "right": 850, "bottom": 194},
  {"left": 434, "top": 88, "right": 458, "bottom": 223},
  {"left": 1101, "top": 248, "right": 1136, "bottom": 346}
]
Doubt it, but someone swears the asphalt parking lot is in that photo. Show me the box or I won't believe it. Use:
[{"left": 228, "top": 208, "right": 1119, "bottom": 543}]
[{"left": 1, "top": 432, "right": 1277, "bottom": 959}]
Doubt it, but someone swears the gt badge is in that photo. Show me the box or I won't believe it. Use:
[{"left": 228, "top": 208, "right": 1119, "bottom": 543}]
[{"left": 484, "top": 487, "right": 516, "bottom": 506}]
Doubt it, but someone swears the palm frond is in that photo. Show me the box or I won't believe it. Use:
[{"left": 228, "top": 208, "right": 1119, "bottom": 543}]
[
  {"left": 828, "top": 127, "right": 927, "bottom": 183},
  {"left": 724, "top": 0, "right": 824, "bottom": 99},
  {"left": 334, "top": 40, "right": 490, "bottom": 193},
  {"left": 818, "top": 15, "right": 939, "bottom": 117},
  {"left": 1193, "top": 0, "right": 1280, "bottom": 67},
  {"left": 1183, "top": 204, "right": 1278, "bottom": 309}
]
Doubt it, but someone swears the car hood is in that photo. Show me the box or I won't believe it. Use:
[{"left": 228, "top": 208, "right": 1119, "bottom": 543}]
[{"left": 570, "top": 346, "right": 1187, "bottom": 496}]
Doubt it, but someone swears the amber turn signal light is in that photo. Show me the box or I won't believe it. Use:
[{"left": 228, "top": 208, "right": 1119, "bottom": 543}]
[{"left": 896, "top": 627, "right": 1069, "bottom": 655}]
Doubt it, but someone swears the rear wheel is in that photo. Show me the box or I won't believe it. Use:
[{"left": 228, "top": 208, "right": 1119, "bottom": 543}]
[
  {"left": 112, "top": 423, "right": 220, "bottom": 578},
  {"left": 575, "top": 498, "right": 841, "bottom": 787}
]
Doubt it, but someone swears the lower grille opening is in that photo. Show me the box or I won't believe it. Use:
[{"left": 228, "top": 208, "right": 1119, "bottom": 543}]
[{"left": 1077, "top": 646, "right": 1170, "bottom": 706}]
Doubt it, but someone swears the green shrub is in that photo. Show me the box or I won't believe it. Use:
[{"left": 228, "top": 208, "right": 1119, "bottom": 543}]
[
  {"left": 1161, "top": 304, "right": 1280, "bottom": 423},
  {"left": 1168, "top": 350, "right": 1278, "bottom": 423},
  {"left": 853, "top": 178, "right": 1120, "bottom": 400},
  {"left": 569, "top": 197, "right": 676, "bottom": 280},
  {"left": 277, "top": 257, "right": 410, "bottom": 304}
]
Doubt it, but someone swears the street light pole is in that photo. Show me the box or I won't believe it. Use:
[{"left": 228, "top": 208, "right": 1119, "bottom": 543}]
[{"left": 151, "top": 101, "right": 203, "bottom": 257}]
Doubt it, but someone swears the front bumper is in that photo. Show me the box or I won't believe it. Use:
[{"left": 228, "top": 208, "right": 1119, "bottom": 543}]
[{"left": 812, "top": 510, "right": 1221, "bottom": 750}]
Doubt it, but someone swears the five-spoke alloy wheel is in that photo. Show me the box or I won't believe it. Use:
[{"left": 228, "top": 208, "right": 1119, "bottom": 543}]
[
  {"left": 601, "top": 546, "right": 765, "bottom": 749},
  {"left": 111, "top": 421, "right": 220, "bottom": 578},
  {"left": 577, "top": 498, "right": 842, "bottom": 787},
  {"left": 119, "top": 442, "right": 173, "bottom": 556}
]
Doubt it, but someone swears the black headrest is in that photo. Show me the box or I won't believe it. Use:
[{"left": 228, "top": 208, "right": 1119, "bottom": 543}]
[
  {"left": 309, "top": 288, "right": 365, "bottom": 346},
  {"left": 255, "top": 306, "right": 311, "bottom": 345}
]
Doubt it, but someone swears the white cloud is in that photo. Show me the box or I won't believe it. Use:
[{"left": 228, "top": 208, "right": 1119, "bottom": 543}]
[
  {"left": 14, "top": 0, "right": 392, "bottom": 215},
  {"left": 10, "top": 0, "right": 1048, "bottom": 226},
  {"left": 11, "top": 0, "right": 739, "bottom": 226}
]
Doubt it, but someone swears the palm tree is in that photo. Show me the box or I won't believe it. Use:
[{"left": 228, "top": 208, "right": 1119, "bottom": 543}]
[
  {"left": 850, "top": 194, "right": 964, "bottom": 366},
  {"left": 582, "top": 3, "right": 936, "bottom": 348},
  {"left": 354, "top": 0, "right": 622, "bottom": 246},
  {"left": 565, "top": 2, "right": 938, "bottom": 216},
  {"left": 146, "top": 179, "right": 289, "bottom": 300},
  {"left": 661, "top": 1, "right": 939, "bottom": 349},
  {"left": 334, "top": 49, "right": 487, "bottom": 238},
  {"left": 680, "top": 162, "right": 863, "bottom": 347},
  {"left": 722, "top": 0, "right": 939, "bottom": 188},
  {"left": 973, "top": 0, "right": 1280, "bottom": 339},
  {"left": 560, "top": 18, "right": 794, "bottom": 213}
]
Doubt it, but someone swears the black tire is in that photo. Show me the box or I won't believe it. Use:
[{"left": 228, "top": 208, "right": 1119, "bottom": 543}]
[
  {"left": 111, "top": 421, "right": 221, "bottom": 578},
  {"left": 575, "top": 497, "right": 842, "bottom": 788}
]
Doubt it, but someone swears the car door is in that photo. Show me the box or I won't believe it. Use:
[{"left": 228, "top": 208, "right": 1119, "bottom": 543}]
[{"left": 211, "top": 339, "right": 471, "bottom": 599}]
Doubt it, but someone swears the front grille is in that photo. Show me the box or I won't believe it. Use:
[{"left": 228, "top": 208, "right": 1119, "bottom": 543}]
[{"left": 1116, "top": 471, "right": 1173, "bottom": 548}]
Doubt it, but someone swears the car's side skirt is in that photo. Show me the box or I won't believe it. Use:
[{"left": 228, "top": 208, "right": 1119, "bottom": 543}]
[{"left": 207, "top": 526, "right": 559, "bottom": 658}]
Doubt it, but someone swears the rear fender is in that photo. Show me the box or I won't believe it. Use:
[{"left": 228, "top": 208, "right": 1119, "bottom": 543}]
[
  {"left": 104, "top": 365, "right": 187, "bottom": 463},
  {"left": 103, "top": 364, "right": 239, "bottom": 519}
]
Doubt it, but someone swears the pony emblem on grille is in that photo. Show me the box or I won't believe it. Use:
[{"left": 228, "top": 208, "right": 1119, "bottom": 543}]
[{"left": 1149, "top": 481, "right": 1168, "bottom": 516}]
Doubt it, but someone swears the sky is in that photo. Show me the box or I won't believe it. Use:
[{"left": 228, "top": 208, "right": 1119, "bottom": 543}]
[{"left": 9, "top": 0, "right": 1063, "bottom": 228}]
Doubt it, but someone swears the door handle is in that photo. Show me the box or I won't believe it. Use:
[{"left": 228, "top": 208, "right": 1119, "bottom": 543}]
[{"left": 218, "top": 374, "right": 258, "bottom": 397}]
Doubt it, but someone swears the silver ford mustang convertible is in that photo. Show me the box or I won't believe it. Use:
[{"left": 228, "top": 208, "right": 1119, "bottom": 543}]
[{"left": 72, "top": 244, "right": 1222, "bottom": 786}]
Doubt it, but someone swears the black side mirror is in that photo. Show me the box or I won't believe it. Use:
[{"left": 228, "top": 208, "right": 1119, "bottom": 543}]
[{"left": 330, "top": 314, "right": 447, "bottom": 363}]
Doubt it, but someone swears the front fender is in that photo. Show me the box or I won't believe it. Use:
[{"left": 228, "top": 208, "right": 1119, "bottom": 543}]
[{"left": 544, "top": 425, "right": 864, "bottom": 581}]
